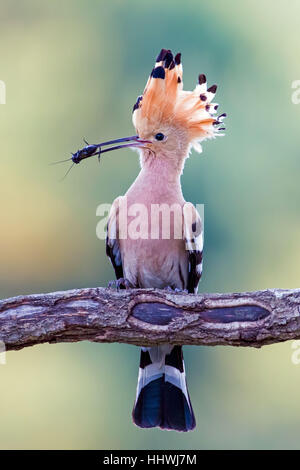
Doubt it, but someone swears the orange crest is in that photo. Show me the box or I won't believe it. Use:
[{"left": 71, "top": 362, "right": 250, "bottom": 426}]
[{"left": 132, "top": 49, "right": 226, "bottom": 153}]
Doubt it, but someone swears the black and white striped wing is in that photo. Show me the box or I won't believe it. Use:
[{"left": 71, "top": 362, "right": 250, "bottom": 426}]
[
  {"left": 183, "top": 203, "right": 203, "bottom": 294},
  {"left": 106, "top": 197, "right": 123, "bottom": 280}
]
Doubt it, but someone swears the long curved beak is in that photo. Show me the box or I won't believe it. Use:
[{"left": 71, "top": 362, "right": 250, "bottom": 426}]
[{"left": 72, "top": 135, "right": 150, "bottom": 164}]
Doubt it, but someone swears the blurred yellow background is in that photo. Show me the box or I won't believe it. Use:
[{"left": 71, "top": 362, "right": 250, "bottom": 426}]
[{"left": 1, "top": 0, "right": 300, "bottom": 449}]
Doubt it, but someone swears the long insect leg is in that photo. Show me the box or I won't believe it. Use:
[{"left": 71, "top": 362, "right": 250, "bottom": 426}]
[
  {"left": 60, "top": 162, "right": 75, "bottom": 181},
  {"left": 50, "top": 157, "right": 72, "bottom": 165}
]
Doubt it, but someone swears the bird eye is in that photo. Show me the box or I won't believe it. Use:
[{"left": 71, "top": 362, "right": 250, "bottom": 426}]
[{"left": 155, "top": 132, "right": 165, "bottom": 141}]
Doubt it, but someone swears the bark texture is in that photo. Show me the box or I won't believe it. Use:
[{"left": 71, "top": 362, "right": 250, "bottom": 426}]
[{"left": 0, "top": 287, "right": 299, "bottom": 351}]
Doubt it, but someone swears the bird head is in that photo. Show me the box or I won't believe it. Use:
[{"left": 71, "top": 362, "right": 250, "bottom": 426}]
[
  {"left": 68, "top": 49, "right": 225, "bottom": 173},
  {"left": 132, "top": 49, "right": 226, "bottom": 165}
]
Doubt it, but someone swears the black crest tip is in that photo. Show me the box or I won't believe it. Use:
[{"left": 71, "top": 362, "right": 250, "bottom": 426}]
[
  {"left": 132, "top": 95, "right": 143, "bottom": 113},
  {"left": 198, "top": 74, "right": 206, "bottom": 85},
  {"left": 156, "top": 48, "right": 168, "bottom": 62},
  {"left": 164, "top": 50, "right": 174, "bottom": 68},
  {"left": 174, "top": 52, "right": 181, "bottom": 65},
  {"left": 152, "top": 66, "right": 165, "bottom": 79},
  {"left": 208, "top": 84, "right": 217, "bottom": 94}
]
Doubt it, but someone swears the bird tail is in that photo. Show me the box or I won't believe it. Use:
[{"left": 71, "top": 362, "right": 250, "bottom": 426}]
[{"left": 132, "top": 345, "right": 196, "bottom": 432}]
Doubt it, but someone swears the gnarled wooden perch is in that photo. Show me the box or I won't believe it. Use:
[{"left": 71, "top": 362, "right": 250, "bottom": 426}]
[{"left": 1, "top": 287, "right": 300, "bottom": 351}]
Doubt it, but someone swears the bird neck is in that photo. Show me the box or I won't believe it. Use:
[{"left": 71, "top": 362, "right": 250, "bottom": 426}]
[
  {"left": 126, "top": 153, "right": 185, "bottom": 204},
  {"left": 139, "top": 149, "right": 186, "bottom": 186}
]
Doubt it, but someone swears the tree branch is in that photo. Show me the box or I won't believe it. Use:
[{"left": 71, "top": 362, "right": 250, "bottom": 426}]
[{"left": 0, "top": 287, "right": 300, "bottom": 351}]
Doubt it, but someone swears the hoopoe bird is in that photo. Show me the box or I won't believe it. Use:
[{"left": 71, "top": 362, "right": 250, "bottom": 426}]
[{"left": 79, "top": 49, "right": 225, "bottom": 431}]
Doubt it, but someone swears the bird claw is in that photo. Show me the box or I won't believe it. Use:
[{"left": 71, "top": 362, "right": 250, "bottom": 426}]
[
  {"left": 108, "top": 278, "right": 134, "bottom": 290},
  {"left": 164, "top": 286, "right": 188, "bottom": 294},
  {"left": 164, "top": 286, "right": 175, "bottom": 292}
]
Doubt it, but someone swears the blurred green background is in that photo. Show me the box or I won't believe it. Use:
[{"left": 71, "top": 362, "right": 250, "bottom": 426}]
[{"left": 0, "top": 0, "right": 300, "bottom": 450}]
